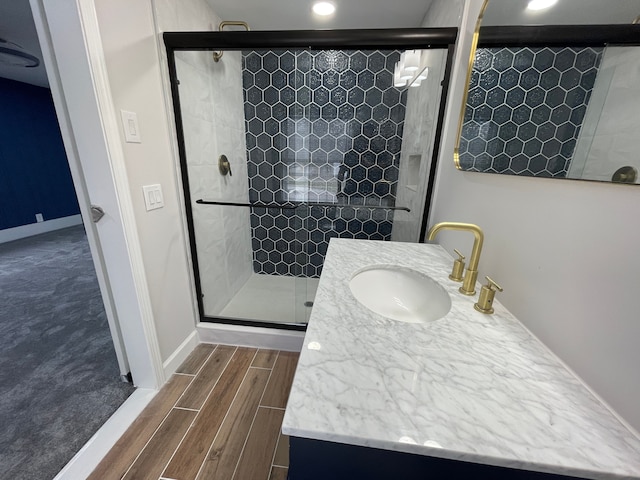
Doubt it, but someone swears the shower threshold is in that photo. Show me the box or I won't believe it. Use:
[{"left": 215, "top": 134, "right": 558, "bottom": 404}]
[{"left": 218, "top": 273, "right": 319, "bottom": 325}]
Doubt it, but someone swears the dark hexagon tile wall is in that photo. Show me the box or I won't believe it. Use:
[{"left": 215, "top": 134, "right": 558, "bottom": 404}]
[
  {"left": 242, "top": 49, "right": 407, "bottom": 277},
  {"left": 459, "top": 47, "right": 603, "bottom": 177}
]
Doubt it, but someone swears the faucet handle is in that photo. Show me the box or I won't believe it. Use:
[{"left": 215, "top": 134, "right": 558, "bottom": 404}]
[
  {"left": 449, "top": 248, "right": 466, "bottom": 282},
  {"left": 484, "top": 276, "right": 503, "bottom": 293},
  {"left": 474, "top": 276, "right": 503, "bottom": 314}
]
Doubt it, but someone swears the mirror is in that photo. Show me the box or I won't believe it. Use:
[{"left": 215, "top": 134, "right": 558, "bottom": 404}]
[{"left": 456, "top": 0, "right": 640, "bottom": 185}]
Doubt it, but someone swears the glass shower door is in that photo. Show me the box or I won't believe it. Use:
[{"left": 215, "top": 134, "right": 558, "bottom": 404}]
[{"left": 165, "top": 30, "right": 455, "bottom": 329}]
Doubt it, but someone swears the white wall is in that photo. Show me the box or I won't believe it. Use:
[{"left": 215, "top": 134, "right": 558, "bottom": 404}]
[
  {"left": 93, "top": 0, "right": 198, "bottom": 363},
  {"left": 569, "top": 46, "right": 640, "bottom": 183},
  {"left": 425, "top": 0, "right": 640, "bottom": 431},
  {"left": 0, "top": 215, "right": 82, "bottom": 244}
]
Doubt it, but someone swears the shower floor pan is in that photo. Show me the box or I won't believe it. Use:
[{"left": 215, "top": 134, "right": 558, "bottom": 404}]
[{"left": 219, "top": 273, "right": 319, "bottom": 325}]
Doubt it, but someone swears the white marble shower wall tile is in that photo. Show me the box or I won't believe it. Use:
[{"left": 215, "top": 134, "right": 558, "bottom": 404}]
[
  {"left": 574, "top": 46, "right": 640, "bottom": 183},
  {"left": 211, "top": 52, "right": 245, "bottom": 119},
  {"left": 200, "top": 259, "right": 233, "bottom": 315},
  {"left": 175, "top": 59, "right": 214, "bottom": 121},
  {"left": 185, "top": 37, "right": 254, "bottom": 311},
  {"left": 175, "top": 0, "right": 219, "bottom": 32},
  {"left": 224, "top": 233, "right": 253, "bottom": 295},
  {"left": 155, "top": 0, "right": 254, "bottom": 315},
  {"left": 187, "top": 164, "right": 219, "bottom": 199},
  {"left": 192, "top": 205, "right": 235, "bottom": 315},
  {"left": 216, "top": 126, "right": 250, "bottom": 202},
  {"left": 181, "top": 112, "right": 217, "bottom": 169},
  {"left": 393, "top": 50, "right": 446, "bottom": 242},
  {"left": 176, "top": 50, "right": 209, "bottom": 72},
  {"left": 191, "top": 204, "right": 225, "bottom": 251}
]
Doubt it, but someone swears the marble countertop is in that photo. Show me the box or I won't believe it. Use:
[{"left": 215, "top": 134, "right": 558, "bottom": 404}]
[{"left": 282, "top": 239, "right": 640, "bottom": 480}]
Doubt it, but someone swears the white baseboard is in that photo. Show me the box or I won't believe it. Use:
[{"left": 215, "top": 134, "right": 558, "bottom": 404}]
[
  {"left": 197, "top": 322, "right": 304, "bottom": 352},
  {"left": 162, "top": 330, "right": 199, "bottom": 378},
  {"left": 0, "top": 214, "right": 83, "bottom": 244},
  {"left": 53, "top": 388, "right": 156, "bottom": 480}
]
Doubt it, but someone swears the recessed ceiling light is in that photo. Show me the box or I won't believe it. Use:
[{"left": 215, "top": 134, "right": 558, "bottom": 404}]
[
  {"left": 527, "top": 0, "right": 558, "bottom": 11},
  {"left": 313, "top": 2, "right": 336, "bottom": 16}
]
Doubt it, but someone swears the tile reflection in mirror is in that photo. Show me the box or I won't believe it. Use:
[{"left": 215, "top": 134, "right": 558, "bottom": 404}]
[{"left": 458, "top": 43, "right": 640, "bottom": 185}]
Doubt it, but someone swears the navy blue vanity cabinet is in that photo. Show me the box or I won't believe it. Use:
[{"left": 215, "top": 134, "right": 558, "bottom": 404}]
[{"left": 288, "top": 437, "right": 588, "bottom": 480}]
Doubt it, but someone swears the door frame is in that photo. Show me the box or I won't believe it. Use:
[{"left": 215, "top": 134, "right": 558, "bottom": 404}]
[{"left": 30, "top": 0, "right": 164, "bottom": 389}]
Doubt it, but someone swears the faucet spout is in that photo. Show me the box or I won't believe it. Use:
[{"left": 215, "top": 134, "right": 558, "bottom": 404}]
[{"left": 427, "top": 222, "right": 484, "bottom": 295}]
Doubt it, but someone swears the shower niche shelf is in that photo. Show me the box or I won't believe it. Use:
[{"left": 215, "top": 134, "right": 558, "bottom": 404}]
[{"left": 406, "top": 155, "right": 421, "bottom": 192}]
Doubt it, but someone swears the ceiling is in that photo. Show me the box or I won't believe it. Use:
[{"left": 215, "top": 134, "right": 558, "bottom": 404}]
[
  {"left": 1, "top": 0, "right": 639, "bottom": 90},
  {"left": 206, "top": 0, "right": 640, "bottom": 29},
  {"left": 0, "top": 0, "right": 48, "bottom": 88},
  {"left": 482, "top": 0, "right": 640, "bottom": 25},
  {"left": 206, "top": 0, "right": 434, "bottom": 30}
]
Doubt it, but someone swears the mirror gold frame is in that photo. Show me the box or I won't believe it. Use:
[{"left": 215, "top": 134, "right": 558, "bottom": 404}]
[{"left": 454, "top": 0, "right": 490, "bottom": 170}]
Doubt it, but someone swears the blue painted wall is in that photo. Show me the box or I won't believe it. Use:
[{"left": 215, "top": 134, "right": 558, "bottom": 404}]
[{"left": 0, "top": 77, "right": 79, "bottom": 230}]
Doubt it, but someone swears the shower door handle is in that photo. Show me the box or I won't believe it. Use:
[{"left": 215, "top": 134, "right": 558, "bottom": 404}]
[{"left": 90, "top": 205, "right": 105, "bottom": 223}]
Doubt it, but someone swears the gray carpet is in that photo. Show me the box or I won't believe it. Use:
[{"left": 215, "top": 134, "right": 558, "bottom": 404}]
[{"left": 0, "top": 225, "right": 135, "bottom": 480}]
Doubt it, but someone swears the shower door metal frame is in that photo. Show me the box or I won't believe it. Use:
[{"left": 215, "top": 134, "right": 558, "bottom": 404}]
[{"left": 164, "top": 28, "right": 458, "bottom": 331}]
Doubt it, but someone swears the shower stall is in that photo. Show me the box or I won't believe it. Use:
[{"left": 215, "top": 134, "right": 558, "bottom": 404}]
[{"left": 164, "top": 29, "right": 456, "bottom": 329}]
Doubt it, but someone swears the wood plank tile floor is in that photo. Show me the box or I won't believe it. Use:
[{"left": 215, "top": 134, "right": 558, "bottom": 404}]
[{"left": 89, "top": 345, "right": 299, "bottom": 480}]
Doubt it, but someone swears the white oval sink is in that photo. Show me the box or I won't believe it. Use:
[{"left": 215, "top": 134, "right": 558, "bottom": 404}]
[{"left": 349, "top": 265, "right": 451, "bottom": 323}]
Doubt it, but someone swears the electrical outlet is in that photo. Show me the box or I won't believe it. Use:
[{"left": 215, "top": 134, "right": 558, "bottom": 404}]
[{"left": 35, "top": 213, "right": 44, "bottom": 222}]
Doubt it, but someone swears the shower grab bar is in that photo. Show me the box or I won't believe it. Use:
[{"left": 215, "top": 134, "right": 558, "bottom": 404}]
[{"left": 195, "top": 199, "right": 410, "bottom": 212}]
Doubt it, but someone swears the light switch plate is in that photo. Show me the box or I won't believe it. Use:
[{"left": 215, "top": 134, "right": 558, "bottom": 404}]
[
  {"left": 121, "top": 110, "right": 141, "bottom": 143},
  {"left": 142, "top": 184, "right": 164, "bottom": 211}
]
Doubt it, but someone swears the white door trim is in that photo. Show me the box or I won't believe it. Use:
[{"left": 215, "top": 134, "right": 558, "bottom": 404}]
[{"left": 30, "top": 0, "right": 164, "bottom": 389}]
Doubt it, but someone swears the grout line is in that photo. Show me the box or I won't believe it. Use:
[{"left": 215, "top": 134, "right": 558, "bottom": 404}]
[
  {"left": 173, "top": 406, "right": 199, "bottom": 412},
  {"left": 257, "top": 350, "right": 280, "bottom": 413},
  {"left": 191, "top": 344, "right": 219, "bottom": 377},
  {"left": 230, "top": 351, "right": 281, "bottom": 480},
  {"left": 119, "top": 400, "right": 182, "bottom": 479},
  {"left": 172, "top": 345, "right": 227, "bottom": 412},
  {"left": 272, "top": 463, "right": 288, "bottom": 469},
  {"left": 192, "top": 348, "right": 261, "bottom": 480},
  {"left": 269, "top": 428, "right": 283, "bottom": 473},
  {"left": 174, "top": 344, "right": 217, "bottom": 377},
  {"left": 173, "top": 371, "right": 199, "bottom": 408},
  {"left": 155, "top": 411, "right": 199, "bottom": 480},
  {"left": 173, "top": 372, "right": 196, "bottom": 377},
  {"left": 261, "top": 406, "right": 286, "bottom": 411},
  {"left": 249, "top": 366, "right": 273, "bottom": 371},
  {"left": 160, "top": 346, "right": 238, "bottom": 479},
  {"left": 119, "top": 370, "right": 204, "bottom": 477}
]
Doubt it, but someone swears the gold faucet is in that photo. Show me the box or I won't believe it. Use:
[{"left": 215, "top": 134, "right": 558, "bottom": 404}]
[{"left": 427, "top": 222, "right": 484, "bottom": 295}]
